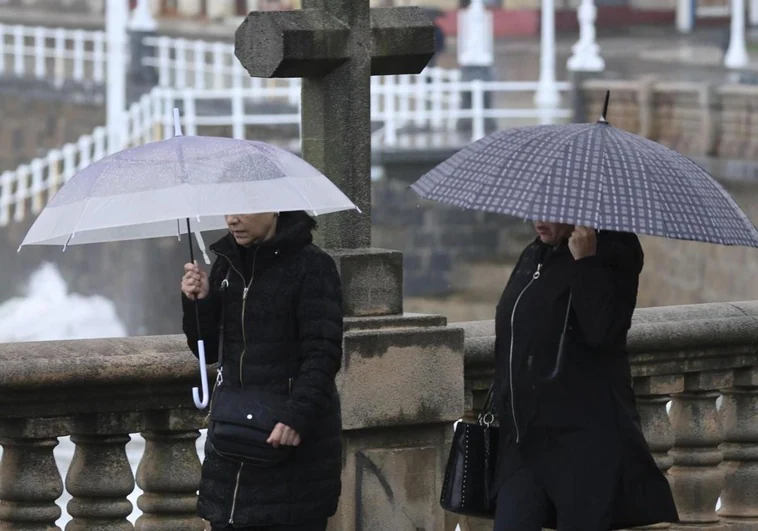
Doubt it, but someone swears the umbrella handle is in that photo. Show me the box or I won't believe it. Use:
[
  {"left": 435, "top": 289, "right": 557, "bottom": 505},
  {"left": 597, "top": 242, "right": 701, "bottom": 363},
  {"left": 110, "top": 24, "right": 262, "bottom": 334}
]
[{"left": 192, "top": 339, "right": 210, "bottom": 409}]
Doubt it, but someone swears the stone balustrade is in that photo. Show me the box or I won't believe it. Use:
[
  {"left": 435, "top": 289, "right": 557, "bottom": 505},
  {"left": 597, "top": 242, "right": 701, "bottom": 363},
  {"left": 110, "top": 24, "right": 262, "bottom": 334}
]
[
  {"left": 581, "top": 79, "right": 758, "bottom": 166},
  {"left": 453, "top": 301, "right": 758, "bottom": 531},
  {"left": 1, "top": 302, "right": 757, "bottom": 530}
]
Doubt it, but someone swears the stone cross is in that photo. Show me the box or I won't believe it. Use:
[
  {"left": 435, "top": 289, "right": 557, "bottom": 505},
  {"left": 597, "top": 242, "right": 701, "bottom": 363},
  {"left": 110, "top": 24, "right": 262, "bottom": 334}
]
[{"left": 234, "top": 0, "right": 435, "bottom": 249}]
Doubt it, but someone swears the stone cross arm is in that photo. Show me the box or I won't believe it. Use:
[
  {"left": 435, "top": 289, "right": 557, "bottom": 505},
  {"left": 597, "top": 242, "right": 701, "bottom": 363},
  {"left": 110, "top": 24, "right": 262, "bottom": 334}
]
[{"left": 234, "top": 7, "right": 435, "bottom": 78}]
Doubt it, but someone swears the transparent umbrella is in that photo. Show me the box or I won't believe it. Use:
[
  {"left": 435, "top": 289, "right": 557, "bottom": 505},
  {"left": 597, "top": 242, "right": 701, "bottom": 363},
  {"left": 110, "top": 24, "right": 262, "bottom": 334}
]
[{"left": 20, "top": 109, "right": 360, "bottom": 409}]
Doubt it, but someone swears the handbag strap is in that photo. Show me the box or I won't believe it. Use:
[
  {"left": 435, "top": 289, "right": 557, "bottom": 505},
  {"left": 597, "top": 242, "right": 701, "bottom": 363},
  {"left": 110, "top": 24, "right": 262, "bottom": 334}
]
[
  {"left": 483, "top": 290, "right": 574, "bottom": 422},
  {"left": 215, "top": 263, "right": 293, "bottom": 394}
]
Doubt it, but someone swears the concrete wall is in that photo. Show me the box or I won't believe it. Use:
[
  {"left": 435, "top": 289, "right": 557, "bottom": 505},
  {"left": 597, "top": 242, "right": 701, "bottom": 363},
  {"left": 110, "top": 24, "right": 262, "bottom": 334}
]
[{"left": 0, "top": 80, "right": 105, "bottom": 172}]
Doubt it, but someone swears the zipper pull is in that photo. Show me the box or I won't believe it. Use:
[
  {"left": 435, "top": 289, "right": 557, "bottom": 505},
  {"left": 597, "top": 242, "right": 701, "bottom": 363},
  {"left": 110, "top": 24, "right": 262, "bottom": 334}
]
[
  {"left": 533, "top": 263, "right": 543, "bottom": 280},
  {"left": 243, "top": 287, "right": 249, "bottom": 300}
]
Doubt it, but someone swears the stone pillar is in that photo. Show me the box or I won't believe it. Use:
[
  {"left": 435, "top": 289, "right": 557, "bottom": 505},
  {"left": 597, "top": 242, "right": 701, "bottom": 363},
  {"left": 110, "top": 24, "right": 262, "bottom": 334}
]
[
  {"left": 718, "top": 366, "right": 758, "bottom": 529},
  {"left": 106, "top": 0, "right": 128, "bottom": 154},
  {"left": 0, "top": 437, "right": 63, "bottom": 530},
  {"left": 135, "top": 410, "right": 204, "bottom": 531},
  {"left": 324, "top": 250, "right": 465, "bottom": 531},
  {"left": 66, "top": 434, "right": 135, "bottom": 531},
  {"left": 668, "top": 371, "right": 731, "bottom": 530},
  {"left": 677, "top": 0, "right": 695, "bottom": 32},
  {"left": 635, "top": 375, "right": 683, "bottom": 474},
  {"left": 535, "top": 0, "right": 560, "bottom": 109},
  {"left": 128, "top": 0, "right": 159, "bottom": 100},
  {"left": 456, "top": 0, "right": 496, "bottom": 135},
  {"left": 725, "top": 0, "right": 750, "bottom": 69},
  {"left": 207, "top": 0, "right": 236, "bottom": 19},
  {"left": 567, "top": 0, "right": 605, "bottom": 73}
]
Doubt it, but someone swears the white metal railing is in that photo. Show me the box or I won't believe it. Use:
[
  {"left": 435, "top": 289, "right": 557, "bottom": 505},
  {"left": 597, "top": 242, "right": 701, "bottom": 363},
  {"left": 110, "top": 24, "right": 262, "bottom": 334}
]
[
  {"left": 0, "top": 77, "right": 573, "bottom": 227},
  {"left": 0, "top": 23, "right": 112, "bottom": 87}
]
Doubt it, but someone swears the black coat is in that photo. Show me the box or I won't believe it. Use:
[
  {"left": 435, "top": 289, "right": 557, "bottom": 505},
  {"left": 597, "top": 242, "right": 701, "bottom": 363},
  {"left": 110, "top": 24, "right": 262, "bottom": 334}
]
[
  {"left": 492, "top": 231, "right": 679, "bottom": 530},
  {"left": 182, "top": 212, "right": 343, "bottom": 528}
]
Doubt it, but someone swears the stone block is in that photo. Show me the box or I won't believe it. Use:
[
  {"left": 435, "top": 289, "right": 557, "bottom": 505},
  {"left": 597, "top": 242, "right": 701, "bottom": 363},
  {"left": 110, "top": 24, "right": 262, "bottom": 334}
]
[
  {"left": 329, "top": 248, "right": 403, "bottom": 317},
  {"left": 339, "top": 322, "right": 464, "bottom": 430}
]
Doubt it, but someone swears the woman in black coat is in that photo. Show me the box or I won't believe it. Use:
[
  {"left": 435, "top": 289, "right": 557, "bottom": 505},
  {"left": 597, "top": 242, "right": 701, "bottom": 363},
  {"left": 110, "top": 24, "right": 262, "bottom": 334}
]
[
  {"left": 491, "top": 221, "right": 679, "bottom": 531},
  {"left": 181, "top": 211, "right": 343, "bottom": 531}
]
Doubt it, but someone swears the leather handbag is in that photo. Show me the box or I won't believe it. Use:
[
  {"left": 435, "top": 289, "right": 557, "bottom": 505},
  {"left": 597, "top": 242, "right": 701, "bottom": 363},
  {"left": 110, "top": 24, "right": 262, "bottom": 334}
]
[
  {"left": 440, "top": 384, "right": 499, "bottom": 518},
  {"left": 207, "top": 268, "right": 294, "bottom": 467}
]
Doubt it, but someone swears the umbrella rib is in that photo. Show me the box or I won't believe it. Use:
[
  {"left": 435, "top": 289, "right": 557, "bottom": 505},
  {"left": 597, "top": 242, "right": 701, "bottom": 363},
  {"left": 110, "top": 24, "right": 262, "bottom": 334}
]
[{"left": 522, "top": 124, "right": 596, "bottom": 222}]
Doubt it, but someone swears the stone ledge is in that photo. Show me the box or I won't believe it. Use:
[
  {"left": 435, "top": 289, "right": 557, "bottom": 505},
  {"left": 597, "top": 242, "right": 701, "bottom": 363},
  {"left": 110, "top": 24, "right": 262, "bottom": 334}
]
[
  {"left": 460, "top": 301, "right": 758, "bottom": 379},
  {"left": 329, "top": 248, "right": 403, "bottom": 317}
]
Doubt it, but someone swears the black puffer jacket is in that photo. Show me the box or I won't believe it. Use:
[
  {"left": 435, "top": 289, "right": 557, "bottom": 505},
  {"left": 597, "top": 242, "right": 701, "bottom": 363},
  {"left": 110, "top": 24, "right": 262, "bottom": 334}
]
[
  {"left": 182, "top": 212, "right": 343, "bottom": 528},
  {"left": 492, "top": 231, "right": 678, "bottom": 529}
]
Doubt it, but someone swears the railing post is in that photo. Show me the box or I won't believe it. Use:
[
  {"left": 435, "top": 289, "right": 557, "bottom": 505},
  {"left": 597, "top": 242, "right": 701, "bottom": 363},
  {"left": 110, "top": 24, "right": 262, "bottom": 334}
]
[
  {"left": 29, "top": 158, "right": 44, "bottom": 215},
  {"left": 47, "top": 149, "right": 63, "bottom": 198},
  {"left": 53, "top": 28, "right": 65, "bottom": 87},
  {"left": 66, "top": 431, "right": 134, "bottom": 531},
  {"left": 0, "top": 24, "right": 6, "bottom": 75},
  {"left": 0, "top": 171, "right": 13, "bottom": 226},
  {"left": 668, "top": 370, "right": 731, "bottom": 530},
  {"left": 13, "top": 165, "right": 29, "bottom": 223},
  {"left": 13, "top": 25, "right": 25, "bottom": 77},
  {"left": 471, "top": 79, "right": 485, "bottom": 141},
  {"left": 135, "top": 410, "right": 204, "bottom": 531},
  {"left": 231, "top": 86, "right": 245, "bottom": 140},
  {"left": 0, "top": 435, "right": 63, "bottom": 530},
  {"left": 718, "top": 366, "right": 758, "bottom": 529},
  {"left": 73, "top": 29, "right": 85, "bottom": 83},
  {"left": 33, "top": 26, "right": 45, "bottom": 79}
]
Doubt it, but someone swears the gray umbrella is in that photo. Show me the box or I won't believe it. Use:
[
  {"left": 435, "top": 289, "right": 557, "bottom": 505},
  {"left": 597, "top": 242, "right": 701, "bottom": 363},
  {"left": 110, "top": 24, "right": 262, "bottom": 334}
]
[{"left": 411, "top": 93, "right": 758, "bottom": 248}]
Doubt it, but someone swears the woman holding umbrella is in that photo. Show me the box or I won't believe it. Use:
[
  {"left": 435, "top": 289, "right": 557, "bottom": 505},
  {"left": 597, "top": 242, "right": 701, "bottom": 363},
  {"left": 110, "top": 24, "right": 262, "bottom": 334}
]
[
  {"left": 181, "top": 210, "right": 343, "bottom": 531},
  {"left": 412, "top": 95, "right": 758, "bottom": 530},
  {"left": 489, "top": 220, "right": 678, "bottom": 530}
]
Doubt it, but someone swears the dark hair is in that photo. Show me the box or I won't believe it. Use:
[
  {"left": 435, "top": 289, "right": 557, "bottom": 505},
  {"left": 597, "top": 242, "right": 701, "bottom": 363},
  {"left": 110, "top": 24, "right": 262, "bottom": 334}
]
[{"left": 279, "top": 210, "right": 318, "bottom": 232}]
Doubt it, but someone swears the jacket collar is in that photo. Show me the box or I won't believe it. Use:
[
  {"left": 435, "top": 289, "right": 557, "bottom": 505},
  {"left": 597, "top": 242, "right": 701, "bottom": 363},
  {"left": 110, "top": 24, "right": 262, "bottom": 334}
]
[{"left": 209, "top": 213, "right": 314, "bottom": 262}]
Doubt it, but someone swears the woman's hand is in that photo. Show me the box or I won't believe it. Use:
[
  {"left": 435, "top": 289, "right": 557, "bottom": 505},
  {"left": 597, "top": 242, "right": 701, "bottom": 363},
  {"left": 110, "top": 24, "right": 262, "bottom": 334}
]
[
  {"left": 569, "top": 226, "right": 597, "bottom": 260},
  {"left": 181, "top": 261, "right": 210, "bottom": 300},
  {"left": 267, "top": 423, "right": 301, "bottom": 448}
]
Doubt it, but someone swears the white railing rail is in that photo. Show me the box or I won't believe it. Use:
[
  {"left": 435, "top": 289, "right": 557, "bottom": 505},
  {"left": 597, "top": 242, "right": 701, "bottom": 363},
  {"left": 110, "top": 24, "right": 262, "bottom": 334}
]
[
  {"left": 0, "top": 78, "right": 573, "bottom": 228},
  {"left": 0, "top": 23, "right": 110, "bottom": 87}
]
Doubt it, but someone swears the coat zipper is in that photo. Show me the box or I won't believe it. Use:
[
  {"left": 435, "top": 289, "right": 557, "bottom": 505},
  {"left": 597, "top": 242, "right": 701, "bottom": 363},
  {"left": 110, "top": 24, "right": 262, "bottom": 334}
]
[
  {"left": 228, "top": 463, "right": 244, "bottom": 524},
  {"left": 217, "top": 246, "right": 259, "bottom": 525},
  {"left": 509, "top": 263, "right": 542, "bottom": 444}
]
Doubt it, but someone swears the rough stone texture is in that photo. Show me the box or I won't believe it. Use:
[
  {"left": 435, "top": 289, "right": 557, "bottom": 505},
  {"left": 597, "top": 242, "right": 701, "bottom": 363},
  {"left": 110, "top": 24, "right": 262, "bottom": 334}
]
[
  {"left": 234, "top": 0, "right": 434, "bottom": 249},
  {"left": 0, "top": 79, "right": 105, "bottom": 172},
  {"left": 330, "top": 249, "right": 403, "bottom": 317},
  {"left": 339, "top": 323, "right": 464, "bottom": 430}
]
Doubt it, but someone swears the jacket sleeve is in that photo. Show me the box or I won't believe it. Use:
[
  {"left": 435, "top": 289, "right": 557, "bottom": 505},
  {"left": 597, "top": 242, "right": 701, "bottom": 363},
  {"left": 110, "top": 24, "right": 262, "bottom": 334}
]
[
  {"left": 278, "top": 252, "right": 344, "bottom": 437},
  {"left": 569, "top": 234, "right": 641, "bottom": 351},
  {"left": 181, "top": 259, "right": 224, "bottom": 364}
]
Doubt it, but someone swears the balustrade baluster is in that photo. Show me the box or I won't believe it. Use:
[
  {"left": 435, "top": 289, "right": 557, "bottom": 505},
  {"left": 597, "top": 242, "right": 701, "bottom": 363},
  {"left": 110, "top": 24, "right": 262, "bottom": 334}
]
[
  {"left": 718, "top": 366, "right": 758, "bottom": 529},
  {"left": 0, "top": 436, "right": 63, "bottom": 530},
  {"left": 135, "top": 410, "right": 204, "bottom": 531},
  {"left": 66, "top": 433, "right": 134, "bottom": 531},
  {"left": 668, "top": 370, "right": 731, "bottom": 530}
]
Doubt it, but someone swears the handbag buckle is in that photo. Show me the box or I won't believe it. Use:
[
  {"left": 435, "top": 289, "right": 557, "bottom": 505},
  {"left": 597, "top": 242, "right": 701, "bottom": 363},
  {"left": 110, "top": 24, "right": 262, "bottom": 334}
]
[{"left": 479, "top": 412, "right": 495, "bottom": 427}]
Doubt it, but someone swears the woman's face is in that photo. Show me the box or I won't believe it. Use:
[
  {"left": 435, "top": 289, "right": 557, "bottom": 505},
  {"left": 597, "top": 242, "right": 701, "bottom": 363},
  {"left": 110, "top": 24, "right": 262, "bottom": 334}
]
[
  {"left": 533, "top": 220, "right": 573, "bottom": 245},
  {"left": 224, "top": 213, "right": 277, "bottom": 247}
]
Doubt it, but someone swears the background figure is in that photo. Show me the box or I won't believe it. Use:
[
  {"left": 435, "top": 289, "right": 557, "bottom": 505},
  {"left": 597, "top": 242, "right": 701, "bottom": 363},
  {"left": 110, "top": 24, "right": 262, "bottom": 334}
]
[
  {"left": 181, "top": 211, "right": 344, "bottom": 531},
  {"left": 491, "top": 222, "right": 679, "bottom": 531}
]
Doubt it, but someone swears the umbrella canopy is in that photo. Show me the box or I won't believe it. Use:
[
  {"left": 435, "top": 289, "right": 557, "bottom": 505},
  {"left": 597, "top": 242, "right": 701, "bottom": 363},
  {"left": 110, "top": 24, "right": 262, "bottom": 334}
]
[
  {"left": 411, "top": 120, "right": 758, "bottom": 248},
  {"left": 19, "top": 112, "right": 360, "bottom": 410},
  {"left": 20, "top": 134, "right": 359, "bottom": 248}
]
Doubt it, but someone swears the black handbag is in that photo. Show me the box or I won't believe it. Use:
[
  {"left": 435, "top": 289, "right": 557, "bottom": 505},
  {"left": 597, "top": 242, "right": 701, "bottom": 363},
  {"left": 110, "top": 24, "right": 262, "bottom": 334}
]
[
  {"left": 206, "top": 269, "right": 294, "bottom": 467},
  {"left": 440, "top": 384, "right": 499, "bottom": 519}
]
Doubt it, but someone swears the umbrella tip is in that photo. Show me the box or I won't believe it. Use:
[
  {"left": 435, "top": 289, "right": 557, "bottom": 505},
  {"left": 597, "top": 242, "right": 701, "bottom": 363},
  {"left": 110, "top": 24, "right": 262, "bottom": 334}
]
[
  {"left": 173, "top": 108, "right": 183, "bottom": 137},
  {"left": 598, "top": 90, "right": 611, "bottom": 124}
]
